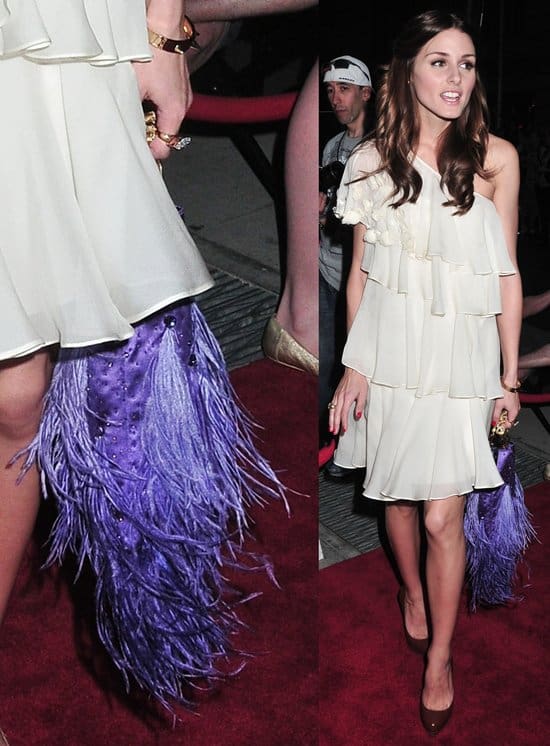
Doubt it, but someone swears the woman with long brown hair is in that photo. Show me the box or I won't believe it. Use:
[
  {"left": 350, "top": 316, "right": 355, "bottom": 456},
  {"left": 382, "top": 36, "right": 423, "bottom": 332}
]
[{"left": 328, "top": 10, "right": 522, "bottom": 735}]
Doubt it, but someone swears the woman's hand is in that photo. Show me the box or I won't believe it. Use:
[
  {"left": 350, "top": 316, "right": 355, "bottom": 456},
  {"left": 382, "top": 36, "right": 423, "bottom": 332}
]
[
  {"left": 492, "top": 390, "right": 520, "bottom": 430},
  {"left": 328, "top": 368, "right": 368, "bottom": 436},
  {"left": 133, "top": 47, "right": 192, "bottom": 160}
]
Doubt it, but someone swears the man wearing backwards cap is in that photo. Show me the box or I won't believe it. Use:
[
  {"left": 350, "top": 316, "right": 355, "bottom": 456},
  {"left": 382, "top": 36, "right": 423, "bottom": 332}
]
[{"left": 319, "top": 55, "right": 372, "bottom": 474}]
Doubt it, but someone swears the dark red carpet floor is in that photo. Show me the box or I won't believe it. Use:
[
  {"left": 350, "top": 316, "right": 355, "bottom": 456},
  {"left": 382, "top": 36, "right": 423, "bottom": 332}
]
[
  {"left": 320, "top": 482, "right": 550, "bottom": 745},
  {"left": 0, "top": 359, "right": 318, "bottom": 746}
]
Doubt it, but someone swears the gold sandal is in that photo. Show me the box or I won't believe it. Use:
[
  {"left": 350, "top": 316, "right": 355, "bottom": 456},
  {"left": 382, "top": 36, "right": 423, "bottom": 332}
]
[{"left": 262, "top": 316, "right": 318, "bottom": 375}]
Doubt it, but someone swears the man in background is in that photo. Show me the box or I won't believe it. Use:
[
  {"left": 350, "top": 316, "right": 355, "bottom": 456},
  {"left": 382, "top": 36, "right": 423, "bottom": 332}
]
[{"left": 319, "top": 55, "right": 372, "bottom": 476}]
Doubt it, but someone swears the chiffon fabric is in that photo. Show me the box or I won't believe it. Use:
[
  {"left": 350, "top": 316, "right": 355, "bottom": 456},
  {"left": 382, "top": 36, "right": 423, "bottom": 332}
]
[
  {"left": 1, "top": 1, "right": 289, "bottom": 706},
  {"left": 333, "top": 144, "right": 516, "bottom": 501},
  {"left": 0, "top": 0, "right": 213, "bottom": 361}
]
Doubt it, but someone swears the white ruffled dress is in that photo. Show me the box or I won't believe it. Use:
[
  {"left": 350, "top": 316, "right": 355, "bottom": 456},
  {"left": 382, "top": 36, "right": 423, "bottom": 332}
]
[
  {"left": 0, "top": 0, "right": 212, "bottom": 361},
  {"left": 333, "top": 144, "right": 516, "bottom": 501}
]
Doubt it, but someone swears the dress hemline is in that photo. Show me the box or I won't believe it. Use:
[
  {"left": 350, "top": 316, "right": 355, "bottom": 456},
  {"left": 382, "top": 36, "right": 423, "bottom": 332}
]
[
  {"left": 0, "top": 284, "right": 214, "bottom": 363},
  {"left": 362, "top": 478, "right": 504, "bottom": 503}
]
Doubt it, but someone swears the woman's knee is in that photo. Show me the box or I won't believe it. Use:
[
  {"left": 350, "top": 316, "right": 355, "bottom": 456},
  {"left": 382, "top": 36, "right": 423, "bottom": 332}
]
[
  {"left": 0, "top": 354, "right": 52, "bottom": 441},
  {"left": 423, "top": 499, "right": 464, "bottom": 542}
]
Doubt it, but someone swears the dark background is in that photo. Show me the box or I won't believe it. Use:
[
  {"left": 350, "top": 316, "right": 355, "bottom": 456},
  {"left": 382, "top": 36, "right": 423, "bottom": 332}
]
[{"left": 320, "top": 0, "right": 550, "bottom": 145}]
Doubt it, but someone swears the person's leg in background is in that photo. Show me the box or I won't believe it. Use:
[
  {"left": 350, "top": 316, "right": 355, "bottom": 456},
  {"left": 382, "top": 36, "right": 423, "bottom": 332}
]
[
  {"left": 276, "top": 62, "right": 319, "bottom": 359},
  {"left": 186, "top": 1, "right": 318, "bottom": 74},
  {"left": 262, "top": 61, "right": 319, "bottom": 374},
  {"left": 182, "top": 4, "right": 319, "bottom": 373}
]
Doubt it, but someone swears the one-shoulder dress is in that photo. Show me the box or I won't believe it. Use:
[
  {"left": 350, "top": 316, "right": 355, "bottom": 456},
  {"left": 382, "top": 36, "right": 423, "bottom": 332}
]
[
  {"left": 333, "top": 143, "right": 516, "bottom": 502},
  {"left": 0, "top": 1, "right": 284, "bottom": 707}
]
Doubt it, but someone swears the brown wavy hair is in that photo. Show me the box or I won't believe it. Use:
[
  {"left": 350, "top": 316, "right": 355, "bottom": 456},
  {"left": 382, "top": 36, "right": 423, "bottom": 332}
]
[{"left": 373, "top": 10, "right": 492, "bottom": 214}]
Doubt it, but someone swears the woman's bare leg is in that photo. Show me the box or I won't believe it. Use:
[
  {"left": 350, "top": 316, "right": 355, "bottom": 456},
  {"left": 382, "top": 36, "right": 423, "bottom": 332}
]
[
  {"left": 422, "top": 495, "right": 466, "bottom": 710},
  {"left": 0, "top": 351, "right": 53, "bottom": 624},
  {"left": 186, "top": 1, "right": 317, "bottom": 73},
  {"left": 186, "top": 21, "right": 232, "bottom": 74},
  {"left": 519, "top": 342, "right": 550, "bottom": 374},
  {"left": 275, "top": 61, "right": 319, "bottom": 357},
  {"left": 183, "top": 4, "right": 319, "bottom": 357},
  {"left": 385, "top": 502, "right": 428, "bottom": 639},
  {"left": 186, "top": 0, "right": 316, "bottom": 23}
]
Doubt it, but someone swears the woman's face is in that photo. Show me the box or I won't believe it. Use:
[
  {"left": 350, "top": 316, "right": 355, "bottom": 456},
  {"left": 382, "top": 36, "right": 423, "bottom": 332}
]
[{"left": 410, "top": 28, "right": 476, "bottom": 128}]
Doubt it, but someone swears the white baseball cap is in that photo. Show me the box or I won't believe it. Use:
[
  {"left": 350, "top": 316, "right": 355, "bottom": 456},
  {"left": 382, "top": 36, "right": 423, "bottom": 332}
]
[{"left": 322, "top": 55, "right": 372, "bottom": 88}]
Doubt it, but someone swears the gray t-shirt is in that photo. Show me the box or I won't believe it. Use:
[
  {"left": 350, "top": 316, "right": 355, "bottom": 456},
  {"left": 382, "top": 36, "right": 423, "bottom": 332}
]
[{"left": 319, "top": 131, "right": 362, "bottom": 290}]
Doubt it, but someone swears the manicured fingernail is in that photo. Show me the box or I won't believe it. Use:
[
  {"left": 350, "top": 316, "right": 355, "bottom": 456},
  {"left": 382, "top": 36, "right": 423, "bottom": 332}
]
[{"left": 355, "top": 411, "right": 362, "bottom": 419}]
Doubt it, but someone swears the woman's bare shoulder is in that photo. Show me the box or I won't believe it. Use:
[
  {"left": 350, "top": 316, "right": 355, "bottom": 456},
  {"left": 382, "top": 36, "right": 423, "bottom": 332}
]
[
  {"left": 484, "top": 134, "right": 520, "bottom": 222},
  {"left": 486, "top": 133, "right": 519, "bottom": 173}
]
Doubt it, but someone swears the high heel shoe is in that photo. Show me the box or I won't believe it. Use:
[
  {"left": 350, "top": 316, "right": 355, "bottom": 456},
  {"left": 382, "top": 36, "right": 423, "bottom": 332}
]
[
  {"left": 397, "top": 587, "right": 429, "bottom": 655},
  {"left": 420, "top": 660, "right": 454, "bottom": 736},
  {"left": 420, "top": 700, "right": 453, "bottom": 736},
  {"left": 262, "top": 316, "right": 318, "bottom": 375}
]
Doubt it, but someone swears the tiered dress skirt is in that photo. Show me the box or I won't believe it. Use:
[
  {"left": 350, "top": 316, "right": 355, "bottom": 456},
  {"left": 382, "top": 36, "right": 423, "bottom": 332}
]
[{"left": 333, "top": 144, "right": 516, "bottom": 501}]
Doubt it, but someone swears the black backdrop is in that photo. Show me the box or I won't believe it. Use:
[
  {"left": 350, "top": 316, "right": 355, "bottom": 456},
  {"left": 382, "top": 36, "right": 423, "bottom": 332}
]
[{"left": 320, "top": 0, "right": 550, "bottom": 148}]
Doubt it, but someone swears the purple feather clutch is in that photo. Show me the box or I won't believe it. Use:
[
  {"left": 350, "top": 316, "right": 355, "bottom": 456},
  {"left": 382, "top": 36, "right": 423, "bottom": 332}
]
[
  {"left": 464, "top": 411, "right": 536, "bottom": 610},
  {"left": 16, "top": 301, "right": 286, "bottom": 708}
]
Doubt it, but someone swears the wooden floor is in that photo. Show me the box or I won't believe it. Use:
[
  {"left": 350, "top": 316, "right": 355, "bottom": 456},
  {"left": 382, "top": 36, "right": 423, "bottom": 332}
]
[{"left": 197, "top": 266, "right": 277, "bottom": 370}]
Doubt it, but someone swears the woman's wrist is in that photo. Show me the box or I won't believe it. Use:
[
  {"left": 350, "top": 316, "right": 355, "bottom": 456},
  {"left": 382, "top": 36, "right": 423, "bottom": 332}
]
[
  {"left": 501, "top": 376, "right": 521, "bottom": 393},
  {"left": 146, "top": 0, "right": 186, "bottom": 35}
]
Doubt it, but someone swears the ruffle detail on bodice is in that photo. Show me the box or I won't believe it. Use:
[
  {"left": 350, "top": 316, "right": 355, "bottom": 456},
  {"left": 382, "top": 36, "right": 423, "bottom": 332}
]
[
  {"left": 0, "top": 0, "right": 150, "bottom": 65},
  {"left": 335, "top": 146, "right": 515, "bottom": 318},
  {"left": 334, "top": 144, "right": 515, "bottom": 400}
]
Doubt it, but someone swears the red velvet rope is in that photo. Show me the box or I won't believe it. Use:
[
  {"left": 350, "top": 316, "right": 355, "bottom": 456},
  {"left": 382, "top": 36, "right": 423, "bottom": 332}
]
[{"left": 187, "top": 91, "right": 298, "bottom": 123}]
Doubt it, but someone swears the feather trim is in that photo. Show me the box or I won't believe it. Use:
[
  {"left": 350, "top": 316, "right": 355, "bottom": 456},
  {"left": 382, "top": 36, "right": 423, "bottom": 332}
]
[
  {"left": 16, "top": 302, "right": 286, "bottom": 707},
  {"left": 464, "top": 443, "right": 536, "bottom": 610}
]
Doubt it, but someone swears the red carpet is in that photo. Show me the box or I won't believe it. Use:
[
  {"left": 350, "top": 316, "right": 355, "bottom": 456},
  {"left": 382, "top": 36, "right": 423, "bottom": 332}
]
[
  {"left": 320, "top": 483, "right": 550, "bottom": 745},
  {"left": 0, "top": 359, "right": 317, "bottom": 746}
]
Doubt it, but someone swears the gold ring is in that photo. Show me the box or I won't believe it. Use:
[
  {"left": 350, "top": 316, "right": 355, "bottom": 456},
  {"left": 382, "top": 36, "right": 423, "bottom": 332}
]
[
  {"left": 157, "top": 130, "right": 192, "bottom": 150},
  {"left": 327, "top": 402, "right": 336, "bottom": 410},
  {"left": 145, "top": 110, "right": 158, "bottom": 143}
]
